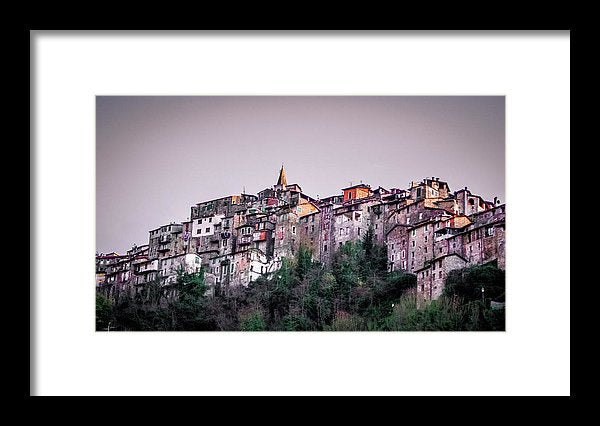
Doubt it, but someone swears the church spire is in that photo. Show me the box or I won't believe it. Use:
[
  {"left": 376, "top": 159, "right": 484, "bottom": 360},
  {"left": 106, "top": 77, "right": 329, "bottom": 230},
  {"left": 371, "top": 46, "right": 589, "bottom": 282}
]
[{"left": 277, "top": 164, "right": 287, "bottom": 187}]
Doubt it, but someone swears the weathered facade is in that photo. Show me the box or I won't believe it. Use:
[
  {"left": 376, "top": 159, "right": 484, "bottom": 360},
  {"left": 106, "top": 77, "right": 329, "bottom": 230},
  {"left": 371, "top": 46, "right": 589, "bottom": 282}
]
[{"left": 97, "top": 168, "right": 505, "bottom": 303}]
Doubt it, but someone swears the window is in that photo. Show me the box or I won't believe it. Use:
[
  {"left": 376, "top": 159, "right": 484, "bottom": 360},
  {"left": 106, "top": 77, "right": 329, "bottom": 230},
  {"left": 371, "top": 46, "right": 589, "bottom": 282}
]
[
  {"left": 439, "top": 271, "right": 442, "bottom": 279},
  {"left": 324, "top": 244, "right": 327, "bottom": 252},
  {"left": 292, "top": 226, "right": 296, "bottom": 234},
  {"left": 419, "top": 213, "right": 423, "bottom": 220},
  {"left": 412, "top": 241, "right": 415, "bottom": 247},
  {"left": 391, "top": 254, "right": 395, "bottom": 261},
  {"left": 206, "top": 228, "right": 210, "bottom": 233},
  {"left": 406, "top": 217, "right": 411, "bottom": 225},
  {"left": 412, "top": 229, "right": 416, "bottom": 236},
  {"left": 209, "top": 217, "right": 212, "bottom": 223},
  {"left": 358, "top": 228, "right": 361, "bottom": 236}
]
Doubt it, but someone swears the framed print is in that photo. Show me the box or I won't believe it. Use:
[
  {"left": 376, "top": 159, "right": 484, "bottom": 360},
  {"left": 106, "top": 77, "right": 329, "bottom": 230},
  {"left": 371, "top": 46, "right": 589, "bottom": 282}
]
[{"left": 31, "top": 30, "right": 570, "bottom": 396}]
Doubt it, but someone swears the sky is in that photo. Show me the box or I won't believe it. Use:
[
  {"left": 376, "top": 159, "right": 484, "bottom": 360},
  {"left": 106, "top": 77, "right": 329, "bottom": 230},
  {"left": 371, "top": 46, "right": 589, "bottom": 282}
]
[{"left": 96, "top": 96, "right": 505, "bottom": 254}]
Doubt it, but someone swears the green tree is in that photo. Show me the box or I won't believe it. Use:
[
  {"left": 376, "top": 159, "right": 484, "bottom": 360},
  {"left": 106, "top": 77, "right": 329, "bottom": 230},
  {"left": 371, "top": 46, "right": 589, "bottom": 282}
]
[
  {"left": 169, "top": 267, "right": 215, "bottom": 330},
  {"left": 240, "top": 309, "right": 267, "bottom": 331},
  {"left": 443, "top": 263, "right": 505, "bottom": 304},
  {"left": 96, "top": 293, "right": 113, "bottom": 331}
]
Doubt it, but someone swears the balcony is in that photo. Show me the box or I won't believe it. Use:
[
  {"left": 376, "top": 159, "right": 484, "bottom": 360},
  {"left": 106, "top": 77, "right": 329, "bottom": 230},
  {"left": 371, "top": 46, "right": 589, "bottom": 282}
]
[
  {"left": 238, "top": 235, "right": 253, "bottom": 245},
  {"left": 157, "top": 244, "right": 170, "bottom": 252},
  {"left": 117, "top": 263, "right": 130, "bottom": 272},
  {"left": 159, "top": 234, "right": 172, "bottom": 244},
  {"left": 135, "top": 260, "right": 158, "bottom": 274}
]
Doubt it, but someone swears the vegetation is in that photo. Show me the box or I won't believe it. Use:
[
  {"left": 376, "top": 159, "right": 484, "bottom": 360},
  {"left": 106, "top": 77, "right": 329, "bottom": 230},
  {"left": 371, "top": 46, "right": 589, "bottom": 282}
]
[{"left": 97, "top": 228, "right": 505, "bottom": 331}]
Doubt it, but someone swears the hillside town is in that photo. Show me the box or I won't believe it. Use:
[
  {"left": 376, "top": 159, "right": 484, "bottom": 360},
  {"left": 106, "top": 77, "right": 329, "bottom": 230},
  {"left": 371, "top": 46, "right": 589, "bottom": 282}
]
[{"left": 96, "top": 166, "right": 505, "bottom": 303}]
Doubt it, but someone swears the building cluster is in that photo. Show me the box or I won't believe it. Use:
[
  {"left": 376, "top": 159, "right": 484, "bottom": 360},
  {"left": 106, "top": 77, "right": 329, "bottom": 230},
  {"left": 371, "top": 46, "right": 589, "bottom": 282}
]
[{"left": 96, "top": 166, "right": 505, "bottom": 302}]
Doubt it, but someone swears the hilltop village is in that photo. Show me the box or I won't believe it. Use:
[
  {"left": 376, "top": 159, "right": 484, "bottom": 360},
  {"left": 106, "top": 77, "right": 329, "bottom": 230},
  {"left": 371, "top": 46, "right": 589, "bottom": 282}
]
[{"left": 96, "top": 167, "right": 505, "bottom": 302}]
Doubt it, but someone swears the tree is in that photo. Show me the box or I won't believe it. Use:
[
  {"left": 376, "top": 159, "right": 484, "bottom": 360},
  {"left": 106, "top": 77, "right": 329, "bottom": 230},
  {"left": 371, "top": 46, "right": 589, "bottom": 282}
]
[
  {"left": 96, "top": 293, "right": 113, "bottom": 331},
  {"left": 240, "top": 309, "right": 267, "bottom": 331},
  {"left": 443, "top": 263, "right": 505, "bottom": 304},
  {"left": 168, "top": 267, "right": 215, "bottom": 330},
  {"left": 360, "top": 226, "right": 388, "bottom": 279}
]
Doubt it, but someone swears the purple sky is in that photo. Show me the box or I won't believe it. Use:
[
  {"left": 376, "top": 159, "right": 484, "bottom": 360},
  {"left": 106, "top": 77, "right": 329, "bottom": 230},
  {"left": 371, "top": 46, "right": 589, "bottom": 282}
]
[{"left": 96, "top": 96, "right": 505, "bottom": 254}]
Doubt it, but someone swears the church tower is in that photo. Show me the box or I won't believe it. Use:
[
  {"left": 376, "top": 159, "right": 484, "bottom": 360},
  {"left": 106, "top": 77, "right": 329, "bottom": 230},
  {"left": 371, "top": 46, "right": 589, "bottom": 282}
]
[{"left": 276, "top": 164, "right": 287, "bottom": 189}]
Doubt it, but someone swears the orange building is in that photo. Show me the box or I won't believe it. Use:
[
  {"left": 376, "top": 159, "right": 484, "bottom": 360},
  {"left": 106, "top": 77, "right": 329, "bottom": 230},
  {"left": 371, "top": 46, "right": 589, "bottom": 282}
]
[{"left": 342, "top": 184, "right": 371, "bottom": 202}]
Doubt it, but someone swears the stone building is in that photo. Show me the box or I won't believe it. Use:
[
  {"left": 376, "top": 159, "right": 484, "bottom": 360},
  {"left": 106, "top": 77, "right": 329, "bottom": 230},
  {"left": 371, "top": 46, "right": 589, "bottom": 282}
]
[
  {"left": 97, "top": 170, "right": 505, "bottom": 304},
  {"left": 415, "top": 253, "right": 469, "bottom": 301}
]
